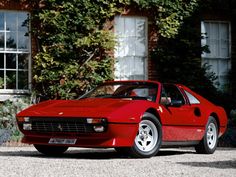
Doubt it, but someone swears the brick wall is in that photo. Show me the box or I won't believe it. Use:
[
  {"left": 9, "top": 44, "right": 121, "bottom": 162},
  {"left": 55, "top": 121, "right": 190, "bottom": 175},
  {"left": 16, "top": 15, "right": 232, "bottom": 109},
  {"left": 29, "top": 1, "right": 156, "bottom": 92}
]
[{"left": 0, "top": 1, "right": 31, "bottom": 10}]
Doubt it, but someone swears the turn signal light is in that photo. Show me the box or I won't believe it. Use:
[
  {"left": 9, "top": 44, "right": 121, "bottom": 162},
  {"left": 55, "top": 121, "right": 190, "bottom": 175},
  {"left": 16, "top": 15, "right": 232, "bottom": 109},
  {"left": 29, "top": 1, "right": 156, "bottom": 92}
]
[{"left": 17, "top": 117, "right": 30, "bottom": 122}]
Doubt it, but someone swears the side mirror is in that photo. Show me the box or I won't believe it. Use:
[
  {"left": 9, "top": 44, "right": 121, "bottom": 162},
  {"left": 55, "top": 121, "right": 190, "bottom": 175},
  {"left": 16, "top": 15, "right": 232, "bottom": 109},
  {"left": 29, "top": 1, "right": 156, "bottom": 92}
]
[{"left": 160, "top": 97, "right": 171, "bottom": 106}]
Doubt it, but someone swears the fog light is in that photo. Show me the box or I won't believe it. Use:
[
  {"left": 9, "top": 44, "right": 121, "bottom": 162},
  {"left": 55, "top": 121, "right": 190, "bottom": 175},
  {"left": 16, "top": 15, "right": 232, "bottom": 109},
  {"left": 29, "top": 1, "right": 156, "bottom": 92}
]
[
  {"left": 23, "top": 123, "right": 32, "bottom": 130},
  {"left": 93, "top": 125, "right": 105, "bottom": 132}
]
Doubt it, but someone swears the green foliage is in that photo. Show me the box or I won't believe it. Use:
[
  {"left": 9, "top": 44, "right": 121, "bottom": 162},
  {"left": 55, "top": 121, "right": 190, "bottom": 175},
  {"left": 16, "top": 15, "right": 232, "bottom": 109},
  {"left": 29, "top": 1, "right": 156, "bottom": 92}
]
[
  {"left": 151, "top": 14, "right": 217, "bottom": 92},
  {"left": 30, "top": 0, "right": 199, "bottom": 99},
  {"left": 0, "top": 97, "right": 31, "bottom": 141},
  {"left": 131, "top": 0, "right": 199, "bottom": 38},
  {"left": 31, "top": 0, "right": 127, "bottom": 99},
  {"left": 0, "top": 77, "right": 3, "bottom": 89}
]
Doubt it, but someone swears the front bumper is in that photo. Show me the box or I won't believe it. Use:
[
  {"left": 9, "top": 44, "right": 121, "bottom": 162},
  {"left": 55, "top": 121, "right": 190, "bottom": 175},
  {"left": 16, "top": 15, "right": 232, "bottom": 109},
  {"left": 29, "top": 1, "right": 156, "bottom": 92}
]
[{"left": 20, "top": 123, "right": 138, "bottom": 147}]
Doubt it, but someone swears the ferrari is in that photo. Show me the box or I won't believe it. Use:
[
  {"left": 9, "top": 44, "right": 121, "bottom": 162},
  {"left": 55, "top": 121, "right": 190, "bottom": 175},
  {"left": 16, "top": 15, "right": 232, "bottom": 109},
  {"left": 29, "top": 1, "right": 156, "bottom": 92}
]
[{"left": 16, "top": 80, "right": 228, "bottom": 158}]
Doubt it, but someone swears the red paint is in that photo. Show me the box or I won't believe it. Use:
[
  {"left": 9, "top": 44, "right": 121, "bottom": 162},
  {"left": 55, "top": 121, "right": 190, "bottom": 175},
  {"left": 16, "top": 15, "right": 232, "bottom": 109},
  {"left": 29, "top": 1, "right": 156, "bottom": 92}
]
[{"left": 16, "top": 80, "right": 228, "bottom": 147}]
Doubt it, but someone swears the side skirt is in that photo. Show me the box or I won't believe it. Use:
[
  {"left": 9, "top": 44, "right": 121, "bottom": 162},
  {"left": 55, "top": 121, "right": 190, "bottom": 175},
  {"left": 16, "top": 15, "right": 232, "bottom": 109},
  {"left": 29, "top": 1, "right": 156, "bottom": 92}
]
[{"left": 161, "top": 141, "right": 200, "bottom": 148}]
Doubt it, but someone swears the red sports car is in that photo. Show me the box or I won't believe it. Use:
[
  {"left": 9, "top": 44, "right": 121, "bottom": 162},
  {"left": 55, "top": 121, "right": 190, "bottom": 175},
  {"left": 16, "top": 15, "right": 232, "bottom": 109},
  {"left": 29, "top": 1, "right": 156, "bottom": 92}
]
[{"left": 17, "top": 80, "right": 227, "bottom": 158}]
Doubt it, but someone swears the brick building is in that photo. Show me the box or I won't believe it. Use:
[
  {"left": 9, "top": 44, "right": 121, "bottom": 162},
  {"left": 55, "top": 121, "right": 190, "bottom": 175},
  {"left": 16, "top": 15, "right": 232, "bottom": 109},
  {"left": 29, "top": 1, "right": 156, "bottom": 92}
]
[{"left": 0, "top": 1, "right": 235, "bottom": 101}]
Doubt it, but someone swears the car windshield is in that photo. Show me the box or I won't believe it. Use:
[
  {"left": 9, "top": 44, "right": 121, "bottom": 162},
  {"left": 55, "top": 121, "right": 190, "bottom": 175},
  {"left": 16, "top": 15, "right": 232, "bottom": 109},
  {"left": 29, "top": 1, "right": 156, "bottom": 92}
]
[{"left": 80, "top": 82, "right": 158, "bottom": 102}]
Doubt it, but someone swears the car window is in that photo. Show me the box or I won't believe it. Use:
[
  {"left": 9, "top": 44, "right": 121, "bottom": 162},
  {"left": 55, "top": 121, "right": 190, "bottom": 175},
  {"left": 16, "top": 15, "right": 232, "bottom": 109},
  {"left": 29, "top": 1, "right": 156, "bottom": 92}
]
[
  {"left": 80, "top": 82, "right": 158, "bottom": 102},
  {"left": 184, "top": 90, "right": 200, "bottom": 104},
  {"left": 161, "top": 84, "right": 186, "bottom": 105}
]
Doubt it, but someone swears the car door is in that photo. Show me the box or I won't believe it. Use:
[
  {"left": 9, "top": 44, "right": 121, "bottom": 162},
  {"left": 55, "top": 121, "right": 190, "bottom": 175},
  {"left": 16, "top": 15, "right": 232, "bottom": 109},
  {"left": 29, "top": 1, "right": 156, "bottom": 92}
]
[{"left": 160, "top": 84, "right": 202, "bottom": 141}]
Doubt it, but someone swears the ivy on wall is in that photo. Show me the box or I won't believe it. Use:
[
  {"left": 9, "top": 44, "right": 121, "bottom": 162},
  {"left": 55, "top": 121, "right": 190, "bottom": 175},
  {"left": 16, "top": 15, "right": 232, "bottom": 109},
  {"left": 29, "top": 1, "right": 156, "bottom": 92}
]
[{"left": 25, "top": 0, "right": 199, "bottom": 99}]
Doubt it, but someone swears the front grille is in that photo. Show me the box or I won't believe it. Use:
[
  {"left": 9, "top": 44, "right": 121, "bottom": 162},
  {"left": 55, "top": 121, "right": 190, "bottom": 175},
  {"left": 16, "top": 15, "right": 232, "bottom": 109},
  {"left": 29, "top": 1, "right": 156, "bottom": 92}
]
[{"left": 31, "top": 121, "right": 87, "bottom": 133}]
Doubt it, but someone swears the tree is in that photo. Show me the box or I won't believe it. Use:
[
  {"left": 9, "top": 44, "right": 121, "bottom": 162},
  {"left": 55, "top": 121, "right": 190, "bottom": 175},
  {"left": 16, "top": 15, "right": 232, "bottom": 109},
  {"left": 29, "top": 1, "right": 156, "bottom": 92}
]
[
  {"left": 151, "top": 13, "right": 217, "bottom": 94},
  {"left": 29, "top": 0, "right": 199, "bottom": 99},
  {"left": 31, "top": 0, "right": 128, "bottom": 99}
]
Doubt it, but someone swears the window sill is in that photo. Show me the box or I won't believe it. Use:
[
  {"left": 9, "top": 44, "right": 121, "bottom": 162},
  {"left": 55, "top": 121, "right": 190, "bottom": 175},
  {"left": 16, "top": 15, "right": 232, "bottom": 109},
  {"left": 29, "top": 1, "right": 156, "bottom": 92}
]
[
  {"left": 0, "top": 90, "right": 31, "bottom": 101},
  {"left": 0, "top": 89, "right": 30, "bottom": 94}
]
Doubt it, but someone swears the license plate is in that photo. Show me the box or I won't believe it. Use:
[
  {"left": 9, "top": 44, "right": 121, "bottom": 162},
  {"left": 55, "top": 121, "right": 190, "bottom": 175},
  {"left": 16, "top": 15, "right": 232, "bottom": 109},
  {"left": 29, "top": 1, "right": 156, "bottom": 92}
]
[{"left": 49, "top": 138, "right": 77, "bottom": 145}]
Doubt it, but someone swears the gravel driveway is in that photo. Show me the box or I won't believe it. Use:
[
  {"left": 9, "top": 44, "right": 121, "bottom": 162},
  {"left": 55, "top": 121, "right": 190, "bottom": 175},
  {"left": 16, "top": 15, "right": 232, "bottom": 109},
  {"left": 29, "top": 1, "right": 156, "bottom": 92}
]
[{"left": 0, "top": 147, "right": 235, "bottom": 177}]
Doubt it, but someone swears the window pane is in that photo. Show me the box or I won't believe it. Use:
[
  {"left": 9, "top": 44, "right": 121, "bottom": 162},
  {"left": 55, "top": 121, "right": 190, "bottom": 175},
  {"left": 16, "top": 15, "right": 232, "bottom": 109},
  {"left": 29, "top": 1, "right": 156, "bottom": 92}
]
[
  {"left": 125, "top": 18, "right": 136, "bottom": 36},
  {"left": 0, "top": 12, "right": 4, "bottom": 30},
  {"left": 135, "top": 37, "right": 146, "bottom": 56},
  {"left": 0, "top": 70, "right": 4, "bottom": 89},
  {"left": 136, "top": 18, "right": 146, "bottom": 37},
  {"left": 6, "top": 53, "right": 16, "bottom": 69},
  {"left": 0, "top": 53, "right": 4, "bottom": 68},
  {"left": 18, "top": 54, "right": 29, "bottom": 69},
  {"left": 219, "top": 59, "right": 230, "bottom": 76},
  {"left": 6, "top": 32, "right": 17, "bottom": 49},
  {"left": 6, "top": 71, "right": 16, "bottom": 89},
  {"left": 0, "top": 32, "right": 4, "bottom": 49},
  {"left": 114, "top": 17, "right": 124, "bottom": 37},
  {"left": 220, "top": 23, "right": 229, "bottom": 58},
  {"left": 18, "top": 31, "right": 29, "bottom": 50},
  {"left": 18, "top": 71, "right": 28, "bottom": 89},
  {"left": 133, "top": 57, "right": 145, "bottom": 75},
  {"left": 163, "top": 84, "right": 186, "bottom": 105},
  {"left": 184, "top": 91, "right": 200, "bottom": 104},
  {"left": 6, "top": 13, "right": 17, "bottom": 31},
  {"left": 124, "top": 37, "right": 136, "bottom": 56},
  {"left": 18, "top": 12, "right": 29, "bottom": 32}
]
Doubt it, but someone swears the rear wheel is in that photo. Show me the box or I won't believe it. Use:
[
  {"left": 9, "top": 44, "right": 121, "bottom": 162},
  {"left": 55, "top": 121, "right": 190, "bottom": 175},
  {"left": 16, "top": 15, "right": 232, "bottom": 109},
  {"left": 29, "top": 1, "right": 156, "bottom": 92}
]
[
  {"left": 195, "top": 116, "right": 218, "bottom": 154},
  {"left": 127, "top": 112, "right": 162, "bottom": 158},
  {"left": 34, "top": 144, "right": 68, "bottom": 156}
]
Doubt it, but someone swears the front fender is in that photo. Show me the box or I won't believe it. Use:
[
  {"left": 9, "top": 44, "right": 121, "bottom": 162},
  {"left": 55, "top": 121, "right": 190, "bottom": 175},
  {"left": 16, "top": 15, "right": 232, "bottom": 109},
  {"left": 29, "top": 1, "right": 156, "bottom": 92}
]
[{"left": 106, "top": 100, "right": 158, "bottom": 124}]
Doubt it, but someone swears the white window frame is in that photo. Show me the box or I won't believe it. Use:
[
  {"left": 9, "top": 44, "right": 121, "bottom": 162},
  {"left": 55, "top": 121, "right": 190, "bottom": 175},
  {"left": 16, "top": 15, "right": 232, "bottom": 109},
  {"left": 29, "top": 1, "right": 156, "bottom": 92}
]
[
  {"left": 114, "top": 16, "right": 148, "bottom": 80},
  {"left": 0, "top": 10, "right": 31, "bottom": 94},
  {"left": 201, "top": 20, "right": 231, "bottom": 90}
]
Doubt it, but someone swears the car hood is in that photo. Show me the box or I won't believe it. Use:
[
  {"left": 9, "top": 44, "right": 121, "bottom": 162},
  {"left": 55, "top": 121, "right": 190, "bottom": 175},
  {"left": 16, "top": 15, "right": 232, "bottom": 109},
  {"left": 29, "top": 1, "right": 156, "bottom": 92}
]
[{"left": 17, "top": 98, "right": 156, "bottom": 123}]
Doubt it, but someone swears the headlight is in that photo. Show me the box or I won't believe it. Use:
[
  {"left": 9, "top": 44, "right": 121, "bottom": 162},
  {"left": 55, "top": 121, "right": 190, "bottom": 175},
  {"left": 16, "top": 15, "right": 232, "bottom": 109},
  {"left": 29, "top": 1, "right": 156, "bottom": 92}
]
[
  {"left": 86, "top": 118, "right": 107, "bottom": 133},
  {"left": 86, "top": 118, "right": 106, "bottom": 124}
]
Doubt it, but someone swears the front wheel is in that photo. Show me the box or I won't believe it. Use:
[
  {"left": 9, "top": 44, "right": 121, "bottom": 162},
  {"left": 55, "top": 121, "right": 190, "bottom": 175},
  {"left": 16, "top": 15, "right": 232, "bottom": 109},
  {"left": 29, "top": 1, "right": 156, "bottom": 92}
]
[
  {"left": 195, "top": 116, "right": 218, "bottom": 154},
  {"left": 127, "top": 112, "right": 162, "bottom": 158},
  {"left": 34, "top": 144, "right": 68, "bottom": 156}
]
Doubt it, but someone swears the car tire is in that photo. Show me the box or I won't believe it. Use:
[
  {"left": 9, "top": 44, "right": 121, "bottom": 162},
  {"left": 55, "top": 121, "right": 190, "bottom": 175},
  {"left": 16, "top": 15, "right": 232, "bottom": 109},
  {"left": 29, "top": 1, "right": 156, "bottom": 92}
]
[
  {"left": 127, "top": 112, "right": 162, "bottom": 158},
  {"left": 34, "top": 144, "right": 68, "bottom": 156},
  {"left": 195, "top": 116, "right": 218, "bottom": 154}
]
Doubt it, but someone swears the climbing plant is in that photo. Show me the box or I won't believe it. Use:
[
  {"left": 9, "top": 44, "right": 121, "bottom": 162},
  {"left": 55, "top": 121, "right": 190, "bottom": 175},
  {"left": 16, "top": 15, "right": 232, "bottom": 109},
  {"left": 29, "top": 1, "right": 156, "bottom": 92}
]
[{"left": 28, "top": 0, "right": 199, "bottom": 99}]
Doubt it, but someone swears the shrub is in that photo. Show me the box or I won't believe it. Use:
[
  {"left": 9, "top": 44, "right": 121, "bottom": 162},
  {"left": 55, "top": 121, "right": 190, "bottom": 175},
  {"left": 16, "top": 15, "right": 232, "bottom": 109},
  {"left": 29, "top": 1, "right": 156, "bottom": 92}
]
[{"left": 0, "top": 97, "right": 31, "bottom": 143}]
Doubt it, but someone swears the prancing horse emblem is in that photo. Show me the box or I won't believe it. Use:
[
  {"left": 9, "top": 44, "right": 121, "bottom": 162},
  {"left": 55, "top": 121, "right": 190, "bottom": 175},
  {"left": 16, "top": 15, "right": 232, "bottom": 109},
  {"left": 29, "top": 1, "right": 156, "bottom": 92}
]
[{"left": 57, "top": 124, "right": 63, "bottom": 131}]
